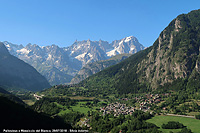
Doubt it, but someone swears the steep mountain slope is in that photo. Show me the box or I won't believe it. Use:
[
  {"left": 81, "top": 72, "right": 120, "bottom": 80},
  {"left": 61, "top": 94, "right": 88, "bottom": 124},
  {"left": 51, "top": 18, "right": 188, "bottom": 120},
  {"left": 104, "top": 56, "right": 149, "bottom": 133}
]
[
  {"left": 70, "top": 54, "right": 132, "bottom": 84},
  {"left": 0, "top": 96, "right": 71, "bottom": 129},
  {"left": 80, "top": 9, "right": 200, "bottom": 94},
  {"left": 0, "top": 87, "right": 25, "bottom": 105},
  {"left": 4, "top": 36, "right": 144, "bottom": 85},
  {"left": 0, "top": 42, "right": 51, "bottom": 91},
  {"left": 0, "top": 87, "right": 10, "bottom": 94}
]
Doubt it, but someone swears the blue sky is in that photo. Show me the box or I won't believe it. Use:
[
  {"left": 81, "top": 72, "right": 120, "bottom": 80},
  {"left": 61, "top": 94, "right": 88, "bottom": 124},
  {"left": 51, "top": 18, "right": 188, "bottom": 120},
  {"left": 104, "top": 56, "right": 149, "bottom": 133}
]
[{"left": 0, "top": 0, "right": 199, "bottom": 47}]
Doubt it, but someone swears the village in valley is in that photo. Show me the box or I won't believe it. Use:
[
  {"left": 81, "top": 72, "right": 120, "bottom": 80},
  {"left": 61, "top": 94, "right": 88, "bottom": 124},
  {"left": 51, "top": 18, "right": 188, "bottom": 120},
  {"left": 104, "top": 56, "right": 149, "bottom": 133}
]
[
  {"left": 100, "top": 93, "right": 170, "bottom": 116},
  {"left": 33, "top": 92, "right": 169, "bottom": 116},
  {"left": 33, "top": 93, "right": 44, "bottom": 100},
  {"left": 79, "top": 93, "right": 170, "bottom": 128}
]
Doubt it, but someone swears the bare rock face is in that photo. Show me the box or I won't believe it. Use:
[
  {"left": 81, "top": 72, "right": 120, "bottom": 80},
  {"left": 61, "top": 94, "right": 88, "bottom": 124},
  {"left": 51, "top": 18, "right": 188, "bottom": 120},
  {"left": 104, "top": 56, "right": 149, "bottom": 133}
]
[
  {"left": 194, "top": 47, "right": 200, "bottom": 71},
  {"left": 137, "top": 14, "right": 200, "bottom": 88}
]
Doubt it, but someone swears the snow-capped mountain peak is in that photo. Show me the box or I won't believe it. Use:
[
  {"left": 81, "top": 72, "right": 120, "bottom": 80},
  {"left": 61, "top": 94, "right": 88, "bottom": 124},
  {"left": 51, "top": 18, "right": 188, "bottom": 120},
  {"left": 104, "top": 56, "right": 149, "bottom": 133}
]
[
  {"left": 105, "top": 36, "right": 144, "bottom": 57},
  {"left": 16, "top": 48, "right": 30, "bottom": 54},
  {"left": 124, "top": 36, "right": 134, "bottom": 42}
]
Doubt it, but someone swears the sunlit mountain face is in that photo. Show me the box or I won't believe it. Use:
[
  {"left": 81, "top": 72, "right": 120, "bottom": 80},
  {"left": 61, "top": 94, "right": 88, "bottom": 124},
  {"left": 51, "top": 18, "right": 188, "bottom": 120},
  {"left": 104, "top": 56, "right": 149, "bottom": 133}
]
[{"left": 4, "top": 36, "right": 145, "bottom": 85}]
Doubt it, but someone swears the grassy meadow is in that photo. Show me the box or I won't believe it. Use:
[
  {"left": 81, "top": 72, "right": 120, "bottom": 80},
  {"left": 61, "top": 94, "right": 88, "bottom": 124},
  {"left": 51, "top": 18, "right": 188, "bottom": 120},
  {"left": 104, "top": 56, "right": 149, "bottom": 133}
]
[
  {"left": 57, "top": 101, "right": 100, "bottom": 115},
  {"left": 147, "top": 115, "right": 200, "bottom": 133}
]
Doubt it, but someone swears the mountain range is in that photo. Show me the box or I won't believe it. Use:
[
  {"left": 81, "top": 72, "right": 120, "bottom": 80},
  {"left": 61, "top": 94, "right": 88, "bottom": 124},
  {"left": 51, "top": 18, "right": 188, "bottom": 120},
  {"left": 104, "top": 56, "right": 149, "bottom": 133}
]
[
  {"left": 4, "top": 36, "right": 145, "bottom": 85},
  {"left": 0, "top": 42, "right": 50, "bottom": 91},
  {"left": 80, "top": 9, "right": 200, "bottom": 94}
]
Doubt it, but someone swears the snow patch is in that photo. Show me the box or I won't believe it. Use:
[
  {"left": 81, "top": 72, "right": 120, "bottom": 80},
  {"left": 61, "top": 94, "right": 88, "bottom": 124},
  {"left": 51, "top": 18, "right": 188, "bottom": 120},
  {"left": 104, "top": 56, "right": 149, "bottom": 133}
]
[
  {"left": 47, "top": 54, "right": 52, "bottom": 60},
  {"left": 55, "top": 60, "right": 59, "bottom": 64},
  {"left": 130, "top": 46, "right": 136, "bottom": 51},
  {"left": 5, "top": 44, "right": 10, "bottom": 48},
  {"left": 77, "top": 45, "right": 81, "bottom": 49},
  {"left": 71, "top": 51, "right": 75, "bottom": 54},
  {"left": 16, "top": 48, "right": 30, "bottom": 54},
  {"left": 75, "top": 52, "right": 87, "bottom": 60},
  {"left": 5, "top": 44, "right": 11, "bottom": 51},
  {"left": 124, "top": 36, "right": 133, "bottom": 43},
  {"left": 88, "top": 53, "right": 93, "bottom": 58},
  {"left": 35, "top": 55, "right": 41, "bottom": 58},
  {"left": 106, "top": 46, "right": 122, "bottom": 57},
  {"left": 76, "top": 43, "right": 87, "bottom": 50},
  {"left": 106, "top": 49, "right": 117, "bottom": 57},
  {"left": 39, "top": 46, "right": 45, "bottom": 49},
  {"left": 119, "top": 40, "right": 123, "bottom": 45}
]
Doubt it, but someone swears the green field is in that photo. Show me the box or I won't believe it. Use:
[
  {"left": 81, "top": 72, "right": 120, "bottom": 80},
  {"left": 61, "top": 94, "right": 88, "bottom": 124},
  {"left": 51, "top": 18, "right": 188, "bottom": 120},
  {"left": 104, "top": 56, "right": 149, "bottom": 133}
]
[
  {"left": 57, "top": 101, "right": 99, "bottom": 115},
  {"left": 23, "top": 100, "right": 35, "bottom": 106},
  {"left": 68, "top": 96, "right": 95, "bottom": 100},
  {"left": 147, "top": 115, "right": 200, "bottom": 133}
]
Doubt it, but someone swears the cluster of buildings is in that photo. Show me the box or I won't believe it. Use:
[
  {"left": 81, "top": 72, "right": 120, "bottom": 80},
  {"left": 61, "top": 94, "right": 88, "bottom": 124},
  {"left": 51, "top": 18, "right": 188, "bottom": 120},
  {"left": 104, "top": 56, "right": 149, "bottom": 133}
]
[
  {"left": 33, "top": 93, "right": 44, "bottom": 100},
  {"left": 100, "top": 93, "right": 170, "bottom": 115},
  {"left": 136, "top": 94, "right": 162, "bottom": 111},
  {"left": 100, "top": 102, "right": 135, "bottom": 116},
  {"left": 137, "top": 93, "right": 171, "bottom": 111},
  {"left": 79, "top": 118, "right": 90, "bottom": 128}
]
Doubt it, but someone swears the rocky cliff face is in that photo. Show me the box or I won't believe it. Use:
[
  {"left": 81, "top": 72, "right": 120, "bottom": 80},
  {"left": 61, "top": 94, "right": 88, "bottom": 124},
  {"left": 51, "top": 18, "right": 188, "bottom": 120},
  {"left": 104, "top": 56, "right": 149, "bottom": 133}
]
[
  {"left": 0, "top": 42, "right": 51, "bottom": 91},
  {"left": 137, "top": 10, "right": 200, "bottom": 89}
]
